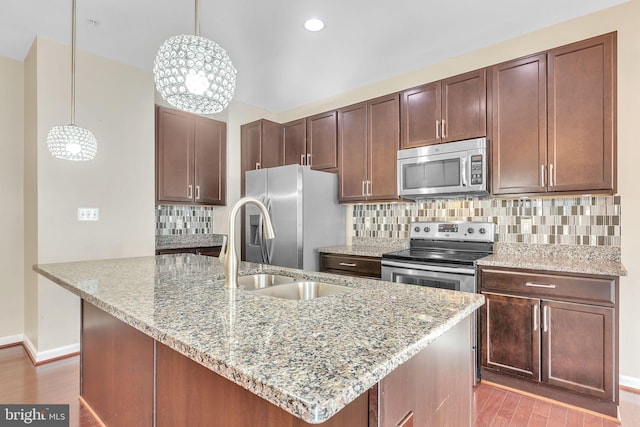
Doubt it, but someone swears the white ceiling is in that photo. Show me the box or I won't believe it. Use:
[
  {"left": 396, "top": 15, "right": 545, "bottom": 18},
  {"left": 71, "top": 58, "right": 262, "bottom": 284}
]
[{"left": 0, "top": 0, "right": 628, "bottom": 113}]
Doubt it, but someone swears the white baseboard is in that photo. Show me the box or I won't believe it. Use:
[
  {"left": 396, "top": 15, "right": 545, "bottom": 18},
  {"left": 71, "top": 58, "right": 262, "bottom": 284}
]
[
  {"left": 0, "top": 334, "right": 25, "bottom": 347},
  {"left": 620, "top": 374, "right": 640, "bottom": 391},
  {"left": 22, "top": 336, "right": 79, "bottom": 364}
]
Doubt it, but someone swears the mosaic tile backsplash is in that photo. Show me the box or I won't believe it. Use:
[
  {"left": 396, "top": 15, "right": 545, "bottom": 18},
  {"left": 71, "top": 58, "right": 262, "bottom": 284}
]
[
  {"left": 156, "top": 205, "right": 214, "bottom": 236},
  {"left": 353, "top": 195, "right": 621, "bottom": 246}
]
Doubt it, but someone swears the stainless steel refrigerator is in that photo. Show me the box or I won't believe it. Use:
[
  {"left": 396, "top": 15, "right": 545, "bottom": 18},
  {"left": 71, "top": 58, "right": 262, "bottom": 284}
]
[{"left": 244, "top": 165, "right": 346, "bottom": 271}]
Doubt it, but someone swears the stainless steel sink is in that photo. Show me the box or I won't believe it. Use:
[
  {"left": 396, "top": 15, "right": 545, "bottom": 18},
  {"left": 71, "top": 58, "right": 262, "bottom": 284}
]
[
  {"left": 253, "top": 281, "right": 352, "bottom": 300},
  {"left": 237, "top": 274, "right": 296, "bottom": 290}
]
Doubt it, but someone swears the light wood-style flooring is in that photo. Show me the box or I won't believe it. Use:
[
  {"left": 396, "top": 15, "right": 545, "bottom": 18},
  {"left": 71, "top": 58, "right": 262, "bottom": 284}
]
[{"left": 1, "top": 344, "right": 639, "bottom": 427}]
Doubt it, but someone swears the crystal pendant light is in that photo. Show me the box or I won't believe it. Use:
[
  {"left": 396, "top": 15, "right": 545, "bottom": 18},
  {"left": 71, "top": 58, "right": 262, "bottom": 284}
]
[
  {"left": 46, "top": 0, "right": 98, "bottom": 161},
  {"left": 153, "top": 0, "right": 237, "bottom": 114}
]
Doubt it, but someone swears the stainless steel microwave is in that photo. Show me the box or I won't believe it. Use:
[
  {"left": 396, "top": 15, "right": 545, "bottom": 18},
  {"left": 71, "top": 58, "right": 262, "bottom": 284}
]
[{"left": 397, "top": 138, "right": 488, "bottom": 199}]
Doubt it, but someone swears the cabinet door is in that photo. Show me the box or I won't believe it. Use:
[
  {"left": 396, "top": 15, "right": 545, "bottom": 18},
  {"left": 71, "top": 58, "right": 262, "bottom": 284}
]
[
  {"left": 260, "top": 120, "right": 282, "bottom": 168},
  {"left": 491, "top": 54, "right": 547, "bottom": 195},
  {"left": 194, "top": 117, "right": 226, "bottom": 205},
  {"left": 282, "top": 118, "right": 306, "bottom": 166},
  {"left": 338, "top": 102, "right": 368, "bottom": 202},
  {"left": 482, "top": 293, "right": 540, "bottom": 380},
  {"left": 400, "top": 82, "right": 441, "bottom": 148},
  {"left": 542, "top": 300, "right": 615, "bottom": 401},
  {"left": 368, "top": 94, "right": 400, "bottom": 201},
  {"left": 547, "top": 32, "right": 616, "bottom": 193},
  {"left": 307, "top": 111, "right": 338, "bottom": 171},
  {"left": 241, "top": 121, "right": 263, "bottom": 197},
  {"left": 441, "top": 69, "right": 487, "bottom": 143},
  {"left": 156, "top": 107, "right": 194, "bottom": 203}
]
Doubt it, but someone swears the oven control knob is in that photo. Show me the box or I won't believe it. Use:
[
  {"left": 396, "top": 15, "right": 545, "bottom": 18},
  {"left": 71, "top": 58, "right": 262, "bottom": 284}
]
[
  {"left": 467, "top": 227, "right": 474, "bottom": 234},
  {"left": 424, "top": 226, "right": 430, "bottom": 233},
  {"left": 479, "top": 227, "right": 487, "bottom": 234},
  {"left": 414, "top": 226, "right": 420, "bottom": 233}
]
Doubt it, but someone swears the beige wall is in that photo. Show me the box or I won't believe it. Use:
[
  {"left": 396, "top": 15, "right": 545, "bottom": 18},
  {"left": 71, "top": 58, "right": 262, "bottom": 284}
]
[
  {"left": 0, "top": 56, "right": 24, "bottom": 341},
  {"left": 22, "top": 37, "right": 156, "bottom": 356},
  {"left": 267, "top": 0, "right": 640, "bottom": 382}
]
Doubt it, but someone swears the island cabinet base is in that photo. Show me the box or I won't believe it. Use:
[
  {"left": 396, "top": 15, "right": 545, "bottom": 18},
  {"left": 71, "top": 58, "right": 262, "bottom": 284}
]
[{"left": 81, "top": 301, "right": 473, "bottom": 427}]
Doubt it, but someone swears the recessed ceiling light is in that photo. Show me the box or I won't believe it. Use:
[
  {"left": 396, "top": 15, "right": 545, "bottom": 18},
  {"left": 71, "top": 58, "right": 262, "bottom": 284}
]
[{"left": 304, "top": 18, "right": 325, "bottom": 32}]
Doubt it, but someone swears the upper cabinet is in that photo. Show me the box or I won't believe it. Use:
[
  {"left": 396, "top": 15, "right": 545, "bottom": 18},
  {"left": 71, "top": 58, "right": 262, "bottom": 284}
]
[
  {"left": 400, "top": 69, "right": 487, "bottom": 149},
  {"left": 282, "top": 113, "right": 339, "bottom": 171},
  {"left": 338, "top": 94, "right": 400, "bottom": 203},
  {"left": 492, "top": 32, "right": 616, "bottom": 196},
  {"left": 156, "top": 106, "right": 226, "bottom": 205},
  {"left": 240, "top": 119, "right": 281, "bottom": 195},
  {"left": 306, "top": 111, "right": 338, "bottom": 171}
]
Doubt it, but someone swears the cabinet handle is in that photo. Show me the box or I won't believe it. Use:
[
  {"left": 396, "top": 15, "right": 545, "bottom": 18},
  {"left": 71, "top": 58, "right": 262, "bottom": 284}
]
[
  {"left": 367, "top": 180, "right": 372, "bottom": 196},
  {"left": 307, "top": 153, "right": 311, "bottom": 166},
  {"left": 300, "top": 154, "right": 306, "bottom": 165},
  {"left": 188, "top": 185, "right": 193, "bottom": 199},
  {"left": 533, "top": 305, "right": 539, "bottom": 332},
  {"left": 339, "top": 262, "right": 357, "bottom": 267},
  {"left": 543, "top": 305, "right": 549, "bottom": 333},
  {"left": 195, "top": 185, "right": 200, "bottom": 200},
  {"left": 435, "top": 120, "right": 440, "bottom": 139},
  {"left": 540, "top": 165, "right": 546, "bottom": 188},
  {"left": 362, "top": 180, "right": 366, "bottom": 196},
  {"left": 441, "top": 119, "right": 446, "bottom": 138},
  {"left": 255, "top": 162, "right": 261, "bottom": 170},
  {"left": 525, "top": 282, "right": 556, "bottom": 289},
  {"left": 549, "top": 164, "right": 554, "bottom": 187}
]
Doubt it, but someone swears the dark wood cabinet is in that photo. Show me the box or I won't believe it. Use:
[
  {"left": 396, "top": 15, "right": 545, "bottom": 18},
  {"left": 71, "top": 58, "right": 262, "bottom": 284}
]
[
  {"left": 282, "top": 113, "right": 338, "bottom": 171},
  {"left": 156, "top": 246, "right": 221, "bottom": 257},
  {"left": 319, "top": 253, "right": 381, "bottom": 278},
  {"left": 490, "top": 54, "right": 547, "bottom": 195},
  {"left": 307, "top": 110, "right": 338, "bottom": 171},
  {"left": 400, "top": 69, "right": 486, "bottom": 149},
  {"left": 479, "top": 266, "right": 618, "bottom": 417},
  {"left": 491, "top": 32, "right": 616, "bottom": 196},
  {"left": 282, "top": 118, "right": 307, "bottom": 166},
  {"left": 482, "top": 293, "right": 540, "bottom": 380},
  {"left": 547, "top": 33, "right": 616, "bottom": 193},
  {"left": 156, "top": 106, "right": 226, "bottom": 205},
  {"left": 338, "top": 94, "right": 399, "bottom": 203},
  {"left": 240, "top": 119, "right": 281, "bottom": 195}
]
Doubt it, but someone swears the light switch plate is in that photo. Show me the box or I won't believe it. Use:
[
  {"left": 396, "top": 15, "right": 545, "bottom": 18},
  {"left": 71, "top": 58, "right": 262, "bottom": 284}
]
[
  {"left": 78, "top": 207, "right": 99, "bottom": 221},
  {"left": 521, "top": 217, "right": 532, "bottom": 234}
]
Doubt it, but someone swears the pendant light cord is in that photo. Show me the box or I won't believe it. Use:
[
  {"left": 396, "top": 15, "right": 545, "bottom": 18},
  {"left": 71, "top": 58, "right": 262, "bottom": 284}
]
[
  {"left": 71, "top": 0, "right": 77, "bottom": 125},
  {"left": 194, "top": 0, "right": 200, "bottom": 36}
]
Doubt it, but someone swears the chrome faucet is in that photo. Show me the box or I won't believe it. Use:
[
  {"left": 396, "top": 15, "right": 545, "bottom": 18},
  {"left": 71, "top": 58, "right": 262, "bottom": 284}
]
[{"left": 221, "top": 197, "right": 275, "bottom": 288}]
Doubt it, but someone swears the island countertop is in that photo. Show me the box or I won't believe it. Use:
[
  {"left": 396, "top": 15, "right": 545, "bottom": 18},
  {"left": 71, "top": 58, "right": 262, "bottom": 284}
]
[{"left": 35, "top": 254, "right": 484, "bottom": 424}]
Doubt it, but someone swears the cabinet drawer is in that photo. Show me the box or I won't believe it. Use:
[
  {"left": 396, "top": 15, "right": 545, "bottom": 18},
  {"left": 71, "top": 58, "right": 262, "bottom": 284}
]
[
  {"left": 320, "top": 253, "right": 381, "bottom": 278},
  {"left": 479, "top": 268, "right": 615, "bottom": 305}
]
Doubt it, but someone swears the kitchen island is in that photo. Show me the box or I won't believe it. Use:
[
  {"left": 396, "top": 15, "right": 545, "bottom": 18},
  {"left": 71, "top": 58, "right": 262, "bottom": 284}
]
[{"left": 35, "top": 254, "right": 484, "bottom": 426}]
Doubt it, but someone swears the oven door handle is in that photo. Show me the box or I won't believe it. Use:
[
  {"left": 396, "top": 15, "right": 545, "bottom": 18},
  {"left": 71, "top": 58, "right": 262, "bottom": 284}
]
[{"left": 381, "top": 260, "right": 475, "bottom": 275}]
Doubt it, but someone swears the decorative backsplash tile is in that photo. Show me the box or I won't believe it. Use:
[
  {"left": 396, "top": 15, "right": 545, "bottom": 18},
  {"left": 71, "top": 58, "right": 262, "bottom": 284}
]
[
  {"left": 156, "top": 205, "right": 214, "bottom": 236},
  {"left": 353, "top": 195, "right": 621, "bottom": 246}
]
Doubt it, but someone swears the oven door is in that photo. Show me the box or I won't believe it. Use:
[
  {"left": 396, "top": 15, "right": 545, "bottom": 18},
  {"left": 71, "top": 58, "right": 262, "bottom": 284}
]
[{"left": 381, "top": 260, "right": 476, "bottom": 293}]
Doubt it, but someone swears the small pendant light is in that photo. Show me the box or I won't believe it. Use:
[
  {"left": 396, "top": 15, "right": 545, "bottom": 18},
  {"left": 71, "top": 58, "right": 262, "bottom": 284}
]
[
  {"left": 46, "top": 0, "right": 98, "bottom": 161},
  {"left": 153, "top": 0, "right": 237, "bottom": 114}
]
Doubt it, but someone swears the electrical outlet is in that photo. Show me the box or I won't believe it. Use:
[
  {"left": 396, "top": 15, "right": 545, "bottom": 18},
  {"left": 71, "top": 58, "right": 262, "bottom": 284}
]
[
  {"left": 521, "top": 217, "right": 532, "bottom": 234},
  {"left": 78, "top": 207, "right": 99, "bottom": 221}
]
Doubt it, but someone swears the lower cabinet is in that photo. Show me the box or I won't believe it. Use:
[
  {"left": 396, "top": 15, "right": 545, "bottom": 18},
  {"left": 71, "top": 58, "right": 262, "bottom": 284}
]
[
  {"left": 479, "top": 267, "right": 618, "bottom": 416},
  {"left": 319, "top": 253, "right": 381, "bottom": 278}
]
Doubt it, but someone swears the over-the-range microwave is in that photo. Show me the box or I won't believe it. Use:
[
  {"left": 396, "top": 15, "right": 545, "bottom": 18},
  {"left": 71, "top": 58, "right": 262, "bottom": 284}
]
[{"left": 397, "top": 137, "right": 488, "bottom": 199}]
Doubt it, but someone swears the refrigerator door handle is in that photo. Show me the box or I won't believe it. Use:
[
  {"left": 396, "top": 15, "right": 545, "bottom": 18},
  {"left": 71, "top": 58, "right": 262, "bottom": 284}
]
[{"left": 265, "top": 197, "right": 275, "bottom": 264}]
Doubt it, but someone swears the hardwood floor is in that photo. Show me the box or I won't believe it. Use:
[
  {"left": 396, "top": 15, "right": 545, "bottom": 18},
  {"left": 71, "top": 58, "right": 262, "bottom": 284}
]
[{"left": 1, "top": 344, "right": 639, "bottom": 427}]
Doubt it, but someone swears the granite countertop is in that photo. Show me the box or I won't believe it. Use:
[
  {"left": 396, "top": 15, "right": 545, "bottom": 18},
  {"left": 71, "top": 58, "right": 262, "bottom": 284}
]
[
  {"left": 477, "top": 243, "right": 627, "bottom": 277},
  {"left": 34, "top": 255, "right": 483, "bottom": 424},
  {"left": 156, "top": 233, "right": 226, "bottom": 250}
]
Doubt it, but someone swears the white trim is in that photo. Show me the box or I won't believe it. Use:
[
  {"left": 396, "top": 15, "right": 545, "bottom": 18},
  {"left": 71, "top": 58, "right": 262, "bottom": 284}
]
[
  {"left": 620, "top": 375, "right": 640, "bottom": 391},
  {"left": 23, "top": 336, "right": 79, "bottom": 363},
  {"left": 0, "top": 334, "right": 25, "bottom": 347}
]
